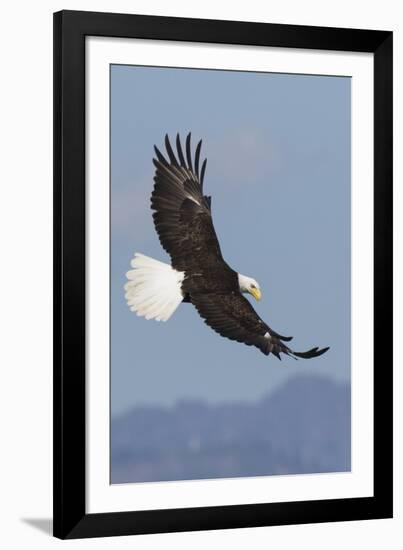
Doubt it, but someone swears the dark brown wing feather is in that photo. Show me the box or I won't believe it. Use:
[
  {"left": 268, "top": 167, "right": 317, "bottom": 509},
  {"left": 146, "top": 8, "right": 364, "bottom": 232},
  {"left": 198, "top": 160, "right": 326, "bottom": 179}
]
[
  {"left": 190, "top": 291, "right": 329, "bottom": 359},
  {"left": 151, "top": 133, "right": 228, "bottom": 279}
]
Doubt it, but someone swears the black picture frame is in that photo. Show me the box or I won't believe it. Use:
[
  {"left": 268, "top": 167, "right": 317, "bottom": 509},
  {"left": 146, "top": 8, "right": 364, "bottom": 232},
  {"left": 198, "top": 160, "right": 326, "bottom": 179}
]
[{"left": 53, "top": 9, "right": 393, "bottom": 540}]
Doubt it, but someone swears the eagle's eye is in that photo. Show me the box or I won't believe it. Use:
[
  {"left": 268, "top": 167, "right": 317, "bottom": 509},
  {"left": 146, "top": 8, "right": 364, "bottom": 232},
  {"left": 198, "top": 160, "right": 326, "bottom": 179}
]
[{"left": 251, "top": 284, "right": 256, "bottom": 289}]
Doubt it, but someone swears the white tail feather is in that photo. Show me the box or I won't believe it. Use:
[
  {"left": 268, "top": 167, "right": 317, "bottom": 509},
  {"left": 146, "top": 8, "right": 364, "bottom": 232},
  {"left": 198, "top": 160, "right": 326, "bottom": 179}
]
[{"left": 125, "top": 253, "right": 185, "bottom": 321}]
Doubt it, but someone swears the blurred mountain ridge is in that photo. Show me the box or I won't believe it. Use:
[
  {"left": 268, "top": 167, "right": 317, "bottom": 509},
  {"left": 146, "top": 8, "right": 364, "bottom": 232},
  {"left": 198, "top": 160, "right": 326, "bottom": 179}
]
[{"left": 111, "top": 374, "right": 350, "bottom": 483}]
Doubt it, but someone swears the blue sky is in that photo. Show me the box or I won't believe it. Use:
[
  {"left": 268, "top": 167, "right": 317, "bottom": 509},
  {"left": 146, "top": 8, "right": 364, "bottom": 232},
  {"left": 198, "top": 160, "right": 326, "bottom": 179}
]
[{"left": 110, "top": 65, "right": 351, "bottom": 417}]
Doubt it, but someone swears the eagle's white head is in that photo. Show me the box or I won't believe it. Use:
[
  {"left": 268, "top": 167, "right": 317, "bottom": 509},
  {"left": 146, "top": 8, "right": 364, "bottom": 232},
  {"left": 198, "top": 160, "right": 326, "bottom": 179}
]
[{"left": 238, "top": 273, "right": 262, "bottom": 301}]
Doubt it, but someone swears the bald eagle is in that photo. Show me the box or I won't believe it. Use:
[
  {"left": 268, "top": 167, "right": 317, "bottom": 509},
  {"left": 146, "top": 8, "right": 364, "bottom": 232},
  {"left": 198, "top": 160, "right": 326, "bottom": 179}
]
[{"left": 125, "top": 134, "right": 329, "bottom": 360}]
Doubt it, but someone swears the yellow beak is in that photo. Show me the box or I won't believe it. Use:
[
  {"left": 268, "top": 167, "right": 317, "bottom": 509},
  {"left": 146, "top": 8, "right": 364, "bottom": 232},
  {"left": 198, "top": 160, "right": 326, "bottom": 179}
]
[{"left": 249, "top": 287, "right": 262, "bottom": 301}]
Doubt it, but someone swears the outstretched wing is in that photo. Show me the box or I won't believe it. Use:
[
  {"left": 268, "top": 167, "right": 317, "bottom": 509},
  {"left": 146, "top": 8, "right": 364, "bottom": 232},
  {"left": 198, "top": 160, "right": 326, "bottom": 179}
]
[
  {"left": 151, "top": 133, "right": 223, "bottom": 272},
  {"left": 190, "top": 291, "right": 329, "bottom": 360}
]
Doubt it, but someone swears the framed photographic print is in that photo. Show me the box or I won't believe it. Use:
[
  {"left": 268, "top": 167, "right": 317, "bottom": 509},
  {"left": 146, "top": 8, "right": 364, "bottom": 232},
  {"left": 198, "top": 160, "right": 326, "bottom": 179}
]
[{"left": 53, "top": 10, "right": 393, "bottom": 539}]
